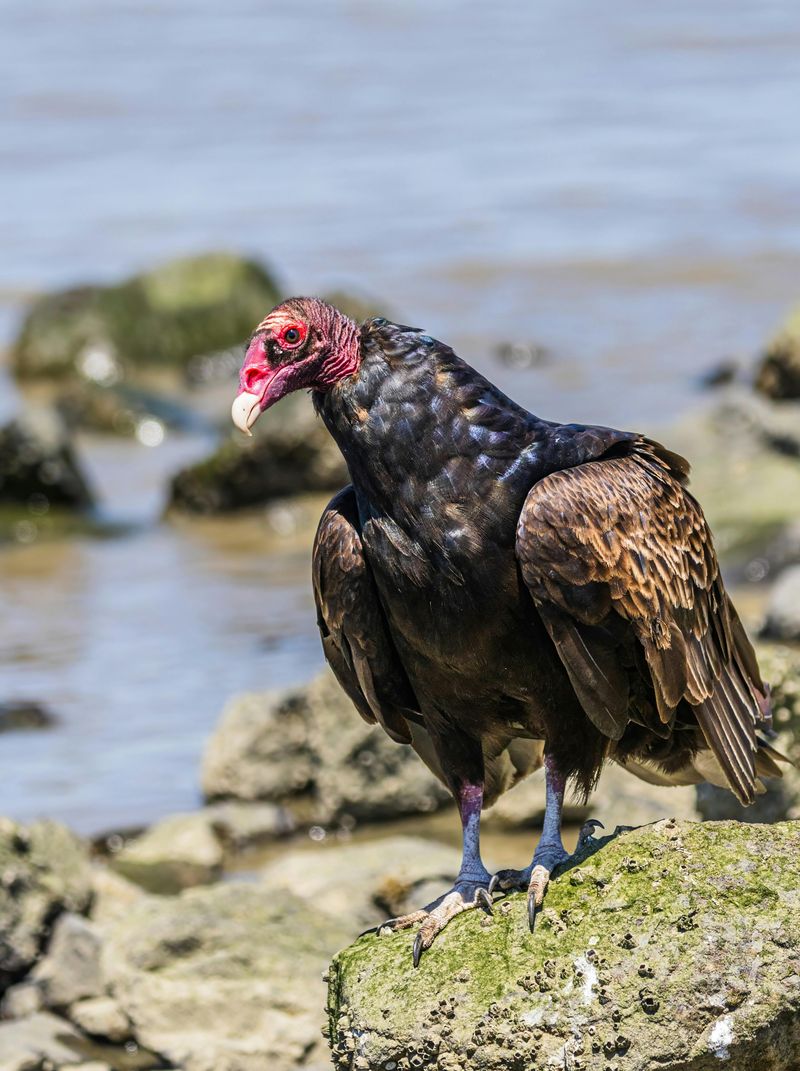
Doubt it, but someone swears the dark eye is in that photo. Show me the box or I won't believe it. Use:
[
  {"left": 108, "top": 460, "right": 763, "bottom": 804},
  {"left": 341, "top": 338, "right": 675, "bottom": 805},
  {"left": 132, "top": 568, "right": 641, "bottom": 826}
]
[{"left": 284, "top": 327, "right": 300, "bottom": 344}]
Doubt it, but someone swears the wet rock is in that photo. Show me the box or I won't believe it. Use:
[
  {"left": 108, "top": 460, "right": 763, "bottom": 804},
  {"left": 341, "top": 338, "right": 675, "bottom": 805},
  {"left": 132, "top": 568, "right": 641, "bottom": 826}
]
[
  {"left": 102, "top": 881, "right": 351, "bottom": 1071},
  {"left": 0, "top": 819, "right": 92, "bottom": 991},
  {"left": 261, "top": 836, "right": 461, "bottom": 931},
  {"left": 168, "top": 393, "right": 347, "bottom": 512},
  {"left": 112, "top": 813, "right": 224, "bottom": 894},
  {"left": 696, "top": 643, "right": 800, "bottom": 824},
  {"left": 0, "top": 700, "right": 57, "bottom": 733},
  {"left": 12, "top": 252, "right": 281, "bottom": 380},
  {"left": 0, "top": 1012, "right": 92, "bottom": 1071},
  {"left": 0, "top": 408, "right": 94, "bottom": 510},
  {"left": 328, "top": 820, "right": 800, "bottom": 1070},
  {"left": 762, "top": 565, "right": 800, "bottom": 643},
  {"left": 755, "top": 304, "right": 800, "bottom": 400},
  {"left": 69, "top": 996, "right": 132, "bottom": 1043},
  {"left": 202, "top": 669, "right": 450, "bottom": 825},
  {"left": 485, "top": 760, "right": 699, "bottom": 832},
  {"left": 31, "top": 913, "right": 104, "bottom": 1008}
]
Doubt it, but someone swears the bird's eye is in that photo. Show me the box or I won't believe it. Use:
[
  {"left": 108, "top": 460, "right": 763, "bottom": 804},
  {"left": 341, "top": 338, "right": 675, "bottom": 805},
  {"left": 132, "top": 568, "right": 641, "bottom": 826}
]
[{"left": 284, "top": 328, "right": 300, "bottom": 343}]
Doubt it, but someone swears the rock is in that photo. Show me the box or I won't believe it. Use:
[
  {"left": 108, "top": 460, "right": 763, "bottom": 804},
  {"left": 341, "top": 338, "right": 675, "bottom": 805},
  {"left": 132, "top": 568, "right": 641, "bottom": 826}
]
[
  {"left": 762, "top": 565, "right": 800, "bottom": 642},
  {"left": 486, "top": 760, "right": 699, "bottom": 832},
  {"left": 0, "top": 700, "right": 57, "bottom": 733},
  {"left": 202, "top": 670, "right": 450, "bottom": 825},
  {"left": 31, "top": 913, "right": 104, "bottom": 1008},
  {"left": 755, "top": 304, "right": 800, "bottom": 399},
  {"left": 68, "top": 996, "right": 131, "bottom": 1042},
  {"left": 0, "top": 819, "right": 92, "bottom": 991},
  {"left": 102, "top": 881, "right": 351, "bottom": 1071},
  {"left": 0, "top": 409, "right": 94, "bottom": 511},
  {"left": 202, "top": 800, "right": 295, "bottom": 851},
  {"left": 328, "top": 820, "right": 800, "bottom": 1070},
  {"left": 12, "top": 252, "right": 281, "bottom": 380},
  {"left": 112, "top": 813, "right": 224, "bottom": 894},
  {"left": 696, "top": 643, "right": 800, "bottom": 824},
  {"left": 0, "top": 980, "right": 43, "bottom": 1019},
  {"left": 0, "top": 1012, "right": 91, "bottom": 1071},
  {"left": 88, "top": 868, "right": 148, "bottom": 929},
  {"left": 168, "top": 394, "right": 347, "bottom": 513},
  {"left": 261, "top": 836, "right": 462, "bottom": 930}
]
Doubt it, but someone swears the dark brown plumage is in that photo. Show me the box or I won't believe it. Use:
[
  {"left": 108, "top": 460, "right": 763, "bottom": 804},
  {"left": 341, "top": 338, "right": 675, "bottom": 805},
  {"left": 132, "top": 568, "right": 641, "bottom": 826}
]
[{"left": 233, "top": 297, "right": 787, "bottom": 960}]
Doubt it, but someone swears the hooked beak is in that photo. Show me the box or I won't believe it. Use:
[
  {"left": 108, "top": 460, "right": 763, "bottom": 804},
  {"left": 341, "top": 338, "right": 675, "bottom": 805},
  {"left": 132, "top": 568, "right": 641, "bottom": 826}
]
[{"left": 231, "top": 391, "right": 262, "bottom": 437}]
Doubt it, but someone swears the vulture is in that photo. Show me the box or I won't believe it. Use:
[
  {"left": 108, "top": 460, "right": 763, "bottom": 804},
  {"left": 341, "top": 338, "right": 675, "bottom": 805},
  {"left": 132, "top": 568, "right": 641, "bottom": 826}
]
[{"left": 232, "top": 297, "right": 786, "bottom": 965}]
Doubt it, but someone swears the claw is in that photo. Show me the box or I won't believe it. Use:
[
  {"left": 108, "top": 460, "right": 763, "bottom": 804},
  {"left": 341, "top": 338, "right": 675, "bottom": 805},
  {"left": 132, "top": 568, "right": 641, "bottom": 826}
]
[
  {"left": 488, "top": 873, "right": 499, "bottom": 896},
  {"left": 475, "top": 886, "right": 494, "bottom": 913},
  {"left": 527, "top": 892, "right": 539, "bottom": 931},
  {"left": 578, "top": 818, "right": 605, "bottom": 846},
  {"left": 412, "top": 932, "right": 424, "bottom": 969}
]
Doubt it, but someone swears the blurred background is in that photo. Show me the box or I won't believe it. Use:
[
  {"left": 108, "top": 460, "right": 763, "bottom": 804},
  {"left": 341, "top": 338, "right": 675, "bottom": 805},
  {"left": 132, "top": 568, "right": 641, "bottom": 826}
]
[{"left": 2, "top": 1, "right": 800, "bottom": 836}]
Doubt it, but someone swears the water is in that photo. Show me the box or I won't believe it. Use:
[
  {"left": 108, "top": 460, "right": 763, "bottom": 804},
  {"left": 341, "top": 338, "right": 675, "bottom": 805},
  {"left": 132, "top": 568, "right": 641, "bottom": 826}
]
[{"left": 2, "top": 1, "right": 800, "bottom": 831}]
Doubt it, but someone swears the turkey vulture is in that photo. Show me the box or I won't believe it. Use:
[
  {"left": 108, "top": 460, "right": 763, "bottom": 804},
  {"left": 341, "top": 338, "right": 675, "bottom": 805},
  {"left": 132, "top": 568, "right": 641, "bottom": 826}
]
[{"left": 232, "top": 297, "right": 786, "bottom": 964}]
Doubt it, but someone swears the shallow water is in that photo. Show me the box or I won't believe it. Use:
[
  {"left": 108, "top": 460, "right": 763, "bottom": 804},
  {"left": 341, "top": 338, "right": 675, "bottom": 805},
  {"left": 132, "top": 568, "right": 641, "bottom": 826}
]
[{"left": 1, "top": 1, "right": 800, "bottom": 831}]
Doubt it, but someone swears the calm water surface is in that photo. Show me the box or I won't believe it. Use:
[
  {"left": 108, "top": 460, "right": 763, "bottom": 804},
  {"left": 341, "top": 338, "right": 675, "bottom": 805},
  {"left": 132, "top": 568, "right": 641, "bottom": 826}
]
[{"left": 1, "top": 1, "right": 800, "bottom": 831}]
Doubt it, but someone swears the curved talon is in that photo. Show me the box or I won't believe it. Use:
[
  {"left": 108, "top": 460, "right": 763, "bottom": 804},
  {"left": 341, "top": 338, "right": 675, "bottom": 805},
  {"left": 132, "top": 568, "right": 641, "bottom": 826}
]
[
  {"left": 527, "top": 893, "right": 539, "bottom": 931},
  {"left": 412, "top": 932, "right": 424, "bottom": 969},
  {"left": 578, "top": 818, "right": 605, "bottom": 846},
  {"left": 475, "top": 886, "right": 494, "bottom": 913}
]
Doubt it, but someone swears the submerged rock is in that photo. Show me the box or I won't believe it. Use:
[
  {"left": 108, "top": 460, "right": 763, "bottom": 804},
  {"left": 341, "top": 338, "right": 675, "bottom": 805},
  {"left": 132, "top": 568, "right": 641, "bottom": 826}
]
[
  {"left": 0, "top": 819, "right": 92, "bottom": 991},
  {"left": 328, "top": 820, "right": 800, "bottom": 1070},
  {"left": 102, "top": 882, "right": 351, "bottom": 1071},
  {"left": 168, "top": 393, "right": 347, "bottom": 512},
  {"left": 0, "top": 409, "right": 94, "bottom": 511},
  {"left": 12, "top": 252, "right": 281, "bottom": 380},
  {"left": 755, "top": 303, "right": 800, "bottom": 400},
  {"left": 202, "top": 669, "right": 450, "bottom": 825}
]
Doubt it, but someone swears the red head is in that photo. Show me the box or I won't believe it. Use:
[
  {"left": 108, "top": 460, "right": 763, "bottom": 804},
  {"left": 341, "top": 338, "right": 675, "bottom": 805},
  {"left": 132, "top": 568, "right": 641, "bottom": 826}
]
[{"left": 231, "top": 297, "right": 360, "bottom": 435}]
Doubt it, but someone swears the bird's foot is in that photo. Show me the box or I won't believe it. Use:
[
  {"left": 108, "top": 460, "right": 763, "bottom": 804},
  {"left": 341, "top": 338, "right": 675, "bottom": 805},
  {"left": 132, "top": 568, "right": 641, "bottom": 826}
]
[
  {"left": 489, "top": 820, "right": 604, "bottom": 931},
  {"left": 374, "top": 875, "right": 494, "bottom": 967}
]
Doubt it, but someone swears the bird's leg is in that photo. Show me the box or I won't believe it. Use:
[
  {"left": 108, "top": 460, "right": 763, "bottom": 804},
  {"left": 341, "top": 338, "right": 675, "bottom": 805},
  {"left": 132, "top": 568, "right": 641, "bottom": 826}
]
[
  {"left": 490, "top": 754, "right": 600, "bottom": 930},
  {"left": 375, "top": 782, "right": 493, "bottom": 966}
]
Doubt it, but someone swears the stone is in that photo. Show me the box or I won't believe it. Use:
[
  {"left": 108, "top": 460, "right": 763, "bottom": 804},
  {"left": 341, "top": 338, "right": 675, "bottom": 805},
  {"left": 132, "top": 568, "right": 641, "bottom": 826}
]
[
  {"left": 31, "top": 913, "right": 104, "bottom": 1008},
  {"left": 102, "top": 881, "right": 351, "bottom": 1071},
  {"left": 11, "top": 252, "right": 281, "bottom": 380},
  {"left": 0, "top": 700, "right": 57, "bottom": 733},
  {"left": 0, "top": 819, "right": 92, "bottom": 991},
  {"left": 202, "top": 800, "right": 295, "bottom": 852},
  {"left": 261, "top": 836, "right": 462, "bottom": 930},
  {"left": 202, "top": 669, "right": 450, "bottom": 826},
  {"left": 0, "top": 1012, "right": 90, "bottom": 1071},
  {"left": 112, "top": 813, "right": 224, "bottom": 894},
  {"left": 0, "top": 981, "right": 43, "bottom": 1019},
  {"left": 755, "top": 303, "right": 800, "bottom": 399},
  {"left": 0, "top": 408, "right": 94, "bottom": 511},
  {"left": 328, "top": 820, "right": 800, "bottom": 1070},
  {"left": 68, "top": 996, "right": 131, "bottom": 1042},
  {"left": 762, "top": 565, "right": 800, "bottom": 643},
  {"left": 167, "top": 393, "right": 347, "bottom": 513},
  {"left": 89, "top": 867, "right": 148, "bottom": 928}
]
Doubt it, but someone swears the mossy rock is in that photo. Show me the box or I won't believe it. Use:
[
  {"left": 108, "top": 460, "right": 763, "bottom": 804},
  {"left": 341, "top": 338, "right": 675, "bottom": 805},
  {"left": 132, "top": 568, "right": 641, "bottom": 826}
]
[
  {"left": 12, "top": 252, "right": 281, "bottom": 379},
  {"left": 328, "top": 820, "right": 800, "bottom": 1070},
  {"left": 755, "top": 305, "right": 800, "bottom": 400}
]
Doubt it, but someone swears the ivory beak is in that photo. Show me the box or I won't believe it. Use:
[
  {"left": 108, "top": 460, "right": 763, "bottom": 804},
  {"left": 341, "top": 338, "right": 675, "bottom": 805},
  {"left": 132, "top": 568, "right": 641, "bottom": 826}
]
[{"left": 231, "top": 391, "right": 262, "bottom": 437}]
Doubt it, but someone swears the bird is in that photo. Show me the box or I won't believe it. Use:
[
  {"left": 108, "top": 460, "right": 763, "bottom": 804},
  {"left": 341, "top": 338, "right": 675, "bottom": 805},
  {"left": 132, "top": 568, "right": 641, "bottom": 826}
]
[{"left": 232, "top": 297, "right": 787, "bottom": 965}]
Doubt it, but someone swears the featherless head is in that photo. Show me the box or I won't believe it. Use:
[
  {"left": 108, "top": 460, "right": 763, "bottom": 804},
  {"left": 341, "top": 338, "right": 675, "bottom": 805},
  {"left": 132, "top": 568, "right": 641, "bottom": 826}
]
[{"left": 231, "top": 297, "right": 360, "bottom": 435}]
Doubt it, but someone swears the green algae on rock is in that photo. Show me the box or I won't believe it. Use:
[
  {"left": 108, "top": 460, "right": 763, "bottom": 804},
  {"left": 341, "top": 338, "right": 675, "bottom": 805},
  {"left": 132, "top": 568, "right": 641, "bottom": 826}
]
[
  {"left": 327, "top": 820, "right": 800, "bottom": 1070},
  {"left": 11, "top": 252, "right": 281, "bottom": 380}
]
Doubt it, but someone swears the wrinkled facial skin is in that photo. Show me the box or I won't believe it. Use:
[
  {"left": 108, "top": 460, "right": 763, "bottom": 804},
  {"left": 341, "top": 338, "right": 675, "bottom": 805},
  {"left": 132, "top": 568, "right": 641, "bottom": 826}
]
[{"left": 231, "top": 297, "right": 360, "bottom": 435}]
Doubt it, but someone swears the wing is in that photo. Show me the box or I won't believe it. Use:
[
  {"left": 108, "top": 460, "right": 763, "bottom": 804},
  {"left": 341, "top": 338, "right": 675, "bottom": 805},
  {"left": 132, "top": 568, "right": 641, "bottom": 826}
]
[
  {"left": 515, "top": 438, "right": 770, "bottom": 804},
  {"left": 312, "top": 485, "right": 420, "bottom": 745}
]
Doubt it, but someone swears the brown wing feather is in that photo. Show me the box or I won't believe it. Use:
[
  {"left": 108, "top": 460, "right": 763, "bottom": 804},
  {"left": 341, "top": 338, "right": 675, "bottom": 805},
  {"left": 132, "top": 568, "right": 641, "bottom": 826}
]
[
  {"left": 516, "top": 437, "right": 770, "bottom": 804},
  {"left": 313, "top": 485, "right": 419, "bottom": 745}
]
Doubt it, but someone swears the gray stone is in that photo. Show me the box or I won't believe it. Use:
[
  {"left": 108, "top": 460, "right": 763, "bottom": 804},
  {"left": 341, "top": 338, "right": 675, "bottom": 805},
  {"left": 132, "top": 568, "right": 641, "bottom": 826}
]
[
  {"left": 0, "top": 981, "right": 42, "bottom": 1019},
  {"left": 102, "top": 882, "right": 351, "bottom": 1071},
  {"left": 0, "top": 819, "right": 92, "bottom": 990},
  {"left": 328, "top": 821, "right": 800, "bottom": 1070},
  {"left": 88, "top": 867, "right": 148, "bottom": 929},
  {"left": 261, "top": 836, "right": 462, "bottom": 930},
  {"left": 68, "top": 996, "right": 131, "bottom": 1043},
  {"left": 0, "top": 1012, "right": 89, "bottom": 1071},
  {"left": 762, "top": 565, "right": 800, "bottom": 643},
  {"left": 31, "top": 913, "right": 103, "bottom": 1008},
  {"left": 112, "top": 813, "right": 224, "bottom": 895},
  {"left": 202, "top": 669, "right": 451, "bottom": 825},
  {"left": 202, "top": 800, "right": 294, "bottom": 851}
]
